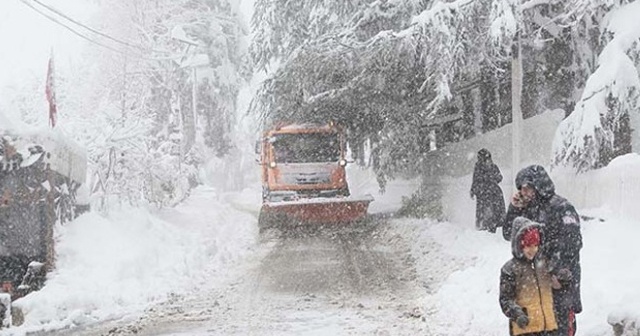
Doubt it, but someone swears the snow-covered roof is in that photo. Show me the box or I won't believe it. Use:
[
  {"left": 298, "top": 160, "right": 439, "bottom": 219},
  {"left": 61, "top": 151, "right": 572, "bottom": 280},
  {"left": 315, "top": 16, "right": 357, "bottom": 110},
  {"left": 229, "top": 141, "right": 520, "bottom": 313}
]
[
  {"left": 1, "top": 128, "right": 87, "bottom": 184},
  {"left": 0, "top": 110, "right": 25, "bottom": 132}
]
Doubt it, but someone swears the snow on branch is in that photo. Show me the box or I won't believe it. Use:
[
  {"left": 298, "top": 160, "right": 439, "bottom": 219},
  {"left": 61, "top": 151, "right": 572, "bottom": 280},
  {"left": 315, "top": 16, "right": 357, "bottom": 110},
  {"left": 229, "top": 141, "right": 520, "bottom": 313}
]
[
  {"left": 305, "top": 71, "right": 367, "bottom": 105},
  {"left": 520, "top": 0, "right": 555, "bottom": 11},
  {"left": 393, "top": 0, "right": 481, "bottom": 113},
  {"left": 409, "top": 0, "right": 475, "bottom": 26},
  {"left": 489, "top": 0, "right": 517, "bottom": 54},
  {"left": 553, "top": 1, "right": 640, "bottom": 172}
]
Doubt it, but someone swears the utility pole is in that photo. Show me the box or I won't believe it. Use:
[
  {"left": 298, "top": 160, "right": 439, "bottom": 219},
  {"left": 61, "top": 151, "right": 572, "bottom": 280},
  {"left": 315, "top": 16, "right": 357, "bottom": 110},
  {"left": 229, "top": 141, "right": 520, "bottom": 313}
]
[
  {"left": 170, "top": 26, "right": 203, "bottom": 157},
  {"left": 511, "top": 3, "right": 523, "bottom": 185},
  {"left": 121, "top": 55, "right": 128, "bottom": 126},
  {"left": 192, "top": 67, "right": 197, "bottom": 129}
]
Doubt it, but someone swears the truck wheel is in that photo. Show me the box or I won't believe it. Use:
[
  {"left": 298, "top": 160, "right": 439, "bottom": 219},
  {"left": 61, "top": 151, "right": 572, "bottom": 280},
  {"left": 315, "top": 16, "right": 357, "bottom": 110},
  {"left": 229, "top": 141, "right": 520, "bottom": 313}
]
[{"left": 258, "top": 211, "right": 272, "bottom": 234}]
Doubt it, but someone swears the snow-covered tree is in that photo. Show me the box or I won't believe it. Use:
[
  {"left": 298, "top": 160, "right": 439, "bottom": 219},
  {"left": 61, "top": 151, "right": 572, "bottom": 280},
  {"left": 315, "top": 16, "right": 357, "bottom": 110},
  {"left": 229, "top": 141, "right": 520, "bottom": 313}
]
[
  {"left": 252, "top": 0, "right": 635, "bottom": 178},
  {"left": 106, "top": 0, "right": 250, "bottom": 205},
  {"left": 251, "top": 0, "right": 477, "bottom": 177},
  {"left": 3, "top": 0, "right": 250, "bottom": 209},
  {"left": 251, "top": 0, "right": 551, "bottom": 176},
  {"left": 553, "top": 0, "right": 640, "bottom": 172}
]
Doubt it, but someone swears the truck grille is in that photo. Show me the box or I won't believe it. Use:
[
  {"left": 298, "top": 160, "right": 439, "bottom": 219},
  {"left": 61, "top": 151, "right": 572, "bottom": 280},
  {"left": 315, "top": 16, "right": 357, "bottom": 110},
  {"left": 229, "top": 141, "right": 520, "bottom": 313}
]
[{"left": 282, "top": 172, "right": 331, "bottom": 185}]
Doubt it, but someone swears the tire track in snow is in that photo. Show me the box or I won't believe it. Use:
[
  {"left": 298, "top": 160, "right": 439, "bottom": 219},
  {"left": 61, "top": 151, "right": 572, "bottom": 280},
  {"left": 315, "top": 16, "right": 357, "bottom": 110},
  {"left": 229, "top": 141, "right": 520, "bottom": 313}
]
[{"left": 35, "top": 217, "right": 431, "bottom": 335}]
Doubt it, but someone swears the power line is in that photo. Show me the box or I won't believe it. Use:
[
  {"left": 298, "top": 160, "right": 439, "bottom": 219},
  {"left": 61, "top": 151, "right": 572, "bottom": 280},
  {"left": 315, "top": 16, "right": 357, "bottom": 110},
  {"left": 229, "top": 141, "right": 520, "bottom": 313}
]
[
  {"left": 30, "top": 0, "right": 170, "bottom": 55},
  {"left": 18, "top": 0, "right": 172, "bottom": 61},
  {"left": 19, "top": 0, "right": 138, "bottom": 56}
]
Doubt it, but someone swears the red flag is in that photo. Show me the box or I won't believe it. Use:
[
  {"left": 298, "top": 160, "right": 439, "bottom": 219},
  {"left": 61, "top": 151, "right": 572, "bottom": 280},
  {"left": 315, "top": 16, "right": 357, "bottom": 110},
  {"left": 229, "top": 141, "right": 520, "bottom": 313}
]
[{"left": 45, "top": 51, "right": 57, "bottom": 128}]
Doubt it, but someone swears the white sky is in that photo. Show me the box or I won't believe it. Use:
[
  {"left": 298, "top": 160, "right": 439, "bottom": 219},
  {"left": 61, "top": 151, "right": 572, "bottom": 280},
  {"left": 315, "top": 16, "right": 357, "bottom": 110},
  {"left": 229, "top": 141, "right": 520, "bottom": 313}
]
[
  {"left": 0, "top": 0, "right": 253, "bottom": 98},
  {"left": 0, "top": 0, "right": 96, "bottom": 97}
]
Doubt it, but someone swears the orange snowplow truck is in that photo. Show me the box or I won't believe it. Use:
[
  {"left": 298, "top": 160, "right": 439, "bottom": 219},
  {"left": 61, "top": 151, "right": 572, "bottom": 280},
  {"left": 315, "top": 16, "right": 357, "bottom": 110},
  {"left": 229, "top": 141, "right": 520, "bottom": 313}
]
[{"left": 257, "top": 123, "right": 372, "bottom": 232}]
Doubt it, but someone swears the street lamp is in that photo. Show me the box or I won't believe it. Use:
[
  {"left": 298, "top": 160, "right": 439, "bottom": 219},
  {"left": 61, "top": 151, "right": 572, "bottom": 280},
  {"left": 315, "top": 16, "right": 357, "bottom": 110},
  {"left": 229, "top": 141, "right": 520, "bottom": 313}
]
[
  {"left": 170, "top": 26, "right": 209, "bottom": 134},
  {"left": 170, "top": 25, "right": 209, "bottom": 169}
]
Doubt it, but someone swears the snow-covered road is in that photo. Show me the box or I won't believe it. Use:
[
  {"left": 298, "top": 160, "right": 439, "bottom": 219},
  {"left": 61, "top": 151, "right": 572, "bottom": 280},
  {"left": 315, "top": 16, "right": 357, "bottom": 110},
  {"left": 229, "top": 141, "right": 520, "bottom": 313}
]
[{"left": 50, "top": 218, "right": 429, "bottom": 335}]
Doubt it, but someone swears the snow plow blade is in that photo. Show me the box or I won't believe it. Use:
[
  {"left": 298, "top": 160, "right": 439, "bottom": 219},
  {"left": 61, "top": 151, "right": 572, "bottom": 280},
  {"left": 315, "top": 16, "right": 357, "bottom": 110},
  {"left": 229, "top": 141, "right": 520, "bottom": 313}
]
[{"left": 259, "top": 195, "right": 373, "bottom": 231}]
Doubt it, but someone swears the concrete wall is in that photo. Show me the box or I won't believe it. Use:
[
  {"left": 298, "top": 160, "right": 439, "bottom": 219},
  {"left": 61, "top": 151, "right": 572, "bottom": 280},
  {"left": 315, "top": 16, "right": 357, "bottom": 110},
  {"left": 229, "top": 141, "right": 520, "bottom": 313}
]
[
  {"left": 428, "top": 109, "right": 565, "bottom": 225},
  {"left": 424, "top": 109, "right": 565, "bottom": 180},
  {"left": 553, "top": 154, "right": 640, "bottom": 221},
  {"left": 432, "top": 109, "right": 640, "bottom": 223}
]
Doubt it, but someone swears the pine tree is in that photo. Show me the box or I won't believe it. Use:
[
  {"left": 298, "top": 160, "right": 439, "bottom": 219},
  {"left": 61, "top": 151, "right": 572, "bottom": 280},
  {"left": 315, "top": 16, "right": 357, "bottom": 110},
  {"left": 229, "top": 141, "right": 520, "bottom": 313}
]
[
  {"left": 552, "top": 0, "right": 640, "bottom": 172},
  {"left": 20, "top": 0, "right": 252, "bottom": 209}
]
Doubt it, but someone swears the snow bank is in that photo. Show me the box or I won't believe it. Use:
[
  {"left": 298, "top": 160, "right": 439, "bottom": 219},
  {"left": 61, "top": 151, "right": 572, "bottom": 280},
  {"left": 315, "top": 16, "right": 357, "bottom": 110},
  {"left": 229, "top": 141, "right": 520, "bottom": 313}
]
[
  {"left": 419, "top": 151, "right": 640, "bottom": 335},
  {"left": 346, "top": 164, "right": 419, "bottom": 214},
  {"left": 411, "top": 105, "right": 640, "bottom": 335},
  {"left": 553, "top": 153, "right": 640, "bottom": 222},
  {"left": 408, "top": 220, "right": 511, "bottom": 335},
  {"left": 5, "top": 187, "right": 257, "bottom": 335}
]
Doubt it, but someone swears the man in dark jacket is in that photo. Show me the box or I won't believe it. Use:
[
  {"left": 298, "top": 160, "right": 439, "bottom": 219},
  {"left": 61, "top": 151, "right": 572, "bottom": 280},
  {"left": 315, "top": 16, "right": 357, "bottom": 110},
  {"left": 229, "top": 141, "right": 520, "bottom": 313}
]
[
  {"left": 470, "top": 148, "right": 505, "bottom": 232},
  {"left": 502, "top": 165, "right": 582, "bottom": 336}
]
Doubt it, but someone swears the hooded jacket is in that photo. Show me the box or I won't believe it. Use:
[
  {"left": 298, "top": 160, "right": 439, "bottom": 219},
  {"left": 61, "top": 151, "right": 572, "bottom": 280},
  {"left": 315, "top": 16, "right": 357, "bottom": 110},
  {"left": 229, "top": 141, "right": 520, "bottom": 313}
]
[
  {"left": 470, "top": 151, "right": 505, "bottom": 231},
  {"left": 502, "top": 165, "right": 582, "bottom": 313},
  {"left": 500, "top": 217, "right": 558, "bottom": 335}
]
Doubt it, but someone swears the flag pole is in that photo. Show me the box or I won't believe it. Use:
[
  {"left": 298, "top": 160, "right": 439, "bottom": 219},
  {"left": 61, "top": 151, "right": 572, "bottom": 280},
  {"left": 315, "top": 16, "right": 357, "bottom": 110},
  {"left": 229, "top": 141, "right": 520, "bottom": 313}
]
[{"left": 45, "top": 49, "right": 57, "bottom": 128}]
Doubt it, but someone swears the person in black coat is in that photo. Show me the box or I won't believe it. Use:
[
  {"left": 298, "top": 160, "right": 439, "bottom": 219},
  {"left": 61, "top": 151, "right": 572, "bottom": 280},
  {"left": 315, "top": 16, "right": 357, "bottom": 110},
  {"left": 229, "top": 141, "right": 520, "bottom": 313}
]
[
  {"left": 503, "top": 165, "right": 582, "bottom": 336},
  {"left": 470, "top": 148, "right": 505, "bottom": 232}
]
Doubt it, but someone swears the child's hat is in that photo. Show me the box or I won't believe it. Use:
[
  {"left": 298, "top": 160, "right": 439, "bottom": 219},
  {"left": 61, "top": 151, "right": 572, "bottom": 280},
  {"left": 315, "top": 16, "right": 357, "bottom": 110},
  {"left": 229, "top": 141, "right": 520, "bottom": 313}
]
[{"left": 520, "top": 227, "right": 540, "bottom": 247}]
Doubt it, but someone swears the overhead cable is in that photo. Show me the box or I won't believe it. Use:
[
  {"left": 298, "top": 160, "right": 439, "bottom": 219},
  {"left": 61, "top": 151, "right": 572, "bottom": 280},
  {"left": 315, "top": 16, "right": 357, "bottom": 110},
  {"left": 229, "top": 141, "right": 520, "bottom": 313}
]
[
  {"left": 18, "top": 0, "right": 174, "bottom": 61},
  {"left": 30, "top": 0, "right": 170, "bottom": 55}
]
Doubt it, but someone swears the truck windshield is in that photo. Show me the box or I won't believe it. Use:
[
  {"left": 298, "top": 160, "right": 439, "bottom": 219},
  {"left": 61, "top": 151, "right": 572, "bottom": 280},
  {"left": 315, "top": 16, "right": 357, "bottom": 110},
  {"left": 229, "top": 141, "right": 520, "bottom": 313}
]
[{"left": 272, "top": 133, "right": 340, "bottom": 163}]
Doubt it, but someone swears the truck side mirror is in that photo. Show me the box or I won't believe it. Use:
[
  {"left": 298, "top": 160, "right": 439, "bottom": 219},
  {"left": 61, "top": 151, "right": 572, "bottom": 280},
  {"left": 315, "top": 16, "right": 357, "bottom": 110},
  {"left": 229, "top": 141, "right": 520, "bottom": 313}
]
[{"left": 254, "top": 140, "right": 261, "bottom": 155}]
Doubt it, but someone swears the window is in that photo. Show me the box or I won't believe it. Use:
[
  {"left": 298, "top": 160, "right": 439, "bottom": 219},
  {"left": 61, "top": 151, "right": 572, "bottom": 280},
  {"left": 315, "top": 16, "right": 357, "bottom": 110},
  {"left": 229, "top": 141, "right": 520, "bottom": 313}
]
[{"left": 272, "top": 133, "right": 340, "bottom": 163}]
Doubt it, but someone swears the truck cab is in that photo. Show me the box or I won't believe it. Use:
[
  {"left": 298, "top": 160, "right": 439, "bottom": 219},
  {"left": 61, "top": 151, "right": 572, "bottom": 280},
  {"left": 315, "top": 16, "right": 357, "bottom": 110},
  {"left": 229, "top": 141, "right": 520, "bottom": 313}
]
[
  {"left": 259, "top": 123, "right": 350, "bottom": 202},
  {"left": 257, "top": 123, "right": 372, "bottom": 231}
]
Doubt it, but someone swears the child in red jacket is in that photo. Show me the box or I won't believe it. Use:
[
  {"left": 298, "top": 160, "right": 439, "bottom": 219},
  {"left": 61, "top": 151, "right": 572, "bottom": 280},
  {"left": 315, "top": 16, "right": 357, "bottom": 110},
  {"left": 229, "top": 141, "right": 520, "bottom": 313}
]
[{"left": 500, "top": 217, "right": 559, "bottom": 336}]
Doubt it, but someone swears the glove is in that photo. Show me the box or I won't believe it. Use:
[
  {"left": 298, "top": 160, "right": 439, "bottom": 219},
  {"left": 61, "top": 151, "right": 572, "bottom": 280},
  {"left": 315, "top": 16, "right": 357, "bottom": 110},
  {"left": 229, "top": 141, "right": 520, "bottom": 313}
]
[
  {"left": 551, "top": 275, "right": 562, "bottom": 289},
  {"left": 515, "top": 314, "right": 529, "bottom": 329},
  {"left": 556, "top": 268, "right": 573, "bottom": 282}
]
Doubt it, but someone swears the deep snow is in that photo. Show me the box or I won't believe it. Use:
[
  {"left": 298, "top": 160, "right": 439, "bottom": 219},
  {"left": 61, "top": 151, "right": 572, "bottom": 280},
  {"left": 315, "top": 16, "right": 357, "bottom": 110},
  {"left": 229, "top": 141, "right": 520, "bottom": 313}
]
[
  {"left": 6, "top": 187, "right": 258, "bottom": 335},
  {"left": 416, "top": 153, "right": 640, "bottom": 335},
  {"left": 3, "top": 155, "right": 640, "bottom": 336}
]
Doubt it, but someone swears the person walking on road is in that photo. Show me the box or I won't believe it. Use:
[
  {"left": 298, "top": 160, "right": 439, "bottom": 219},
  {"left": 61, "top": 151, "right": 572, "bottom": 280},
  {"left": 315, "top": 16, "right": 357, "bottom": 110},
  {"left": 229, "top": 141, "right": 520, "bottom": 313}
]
[
  {"left": 470, "top": 148, "right": 505, "bottom": 232},
  {"left": 502, "top": 165, "right": 582, "bottom": 336},
  {"left": 500, "top": 217, "right": 559, "bottom": 336}
]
